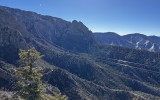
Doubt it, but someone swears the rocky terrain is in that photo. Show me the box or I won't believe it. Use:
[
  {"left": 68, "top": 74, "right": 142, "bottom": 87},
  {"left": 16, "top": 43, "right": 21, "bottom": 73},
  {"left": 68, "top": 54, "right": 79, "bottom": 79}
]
[
  {"left": 94, "top": 32, "right": 160, "bottom": 52},
  {"left": 0, "top": 6, "right": 160, "bottom": 100}
]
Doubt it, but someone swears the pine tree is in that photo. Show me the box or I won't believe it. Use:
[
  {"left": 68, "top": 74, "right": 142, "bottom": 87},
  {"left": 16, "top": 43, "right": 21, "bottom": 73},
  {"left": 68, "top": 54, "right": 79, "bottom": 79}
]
[
  {"left": 15, "top": 48, "right": 68, "bottom": 100},
  {"left": 15, "top": 48, "right": 43, "bottom": 100}
]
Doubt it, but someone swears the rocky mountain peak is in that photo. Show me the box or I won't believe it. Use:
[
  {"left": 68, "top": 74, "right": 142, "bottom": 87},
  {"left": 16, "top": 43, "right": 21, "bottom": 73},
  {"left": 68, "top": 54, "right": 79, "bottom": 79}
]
[
  {"left": 0, "top": 5, "right": 95, "bottom": 53},
  {"left": 1, "top": 5, "right": 160, "bottom": 100}
]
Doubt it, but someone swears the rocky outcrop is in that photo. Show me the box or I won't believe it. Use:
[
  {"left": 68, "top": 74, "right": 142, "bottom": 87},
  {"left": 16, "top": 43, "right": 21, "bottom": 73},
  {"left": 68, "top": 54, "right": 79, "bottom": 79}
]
[
  {"left": 1, "top": 5, "right": 160, "bottom": 100},
  {"left": 0, "top": 6, "right": 95, "bottom": 52}
]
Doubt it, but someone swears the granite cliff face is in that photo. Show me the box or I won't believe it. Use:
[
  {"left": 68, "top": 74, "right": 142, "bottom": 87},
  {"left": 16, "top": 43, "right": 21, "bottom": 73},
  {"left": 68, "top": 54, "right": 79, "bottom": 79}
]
[{"left": 1, "top": 6, "right": 160, "bottom": 100}]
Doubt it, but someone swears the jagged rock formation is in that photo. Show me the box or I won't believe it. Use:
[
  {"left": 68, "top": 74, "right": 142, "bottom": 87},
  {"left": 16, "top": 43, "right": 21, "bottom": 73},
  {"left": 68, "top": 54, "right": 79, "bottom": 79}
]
[
  {"left": 0, "top": 6, "right": 95, "bottom": 53},
  {"left": 0, "top": 6, "right": 160, "bottom": 100}
]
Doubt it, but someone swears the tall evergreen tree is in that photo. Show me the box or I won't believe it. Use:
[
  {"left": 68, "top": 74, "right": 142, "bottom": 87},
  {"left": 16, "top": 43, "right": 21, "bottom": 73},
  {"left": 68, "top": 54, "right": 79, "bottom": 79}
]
[{"left": 15, "top": 48, "right": 68, "bottom": 100}]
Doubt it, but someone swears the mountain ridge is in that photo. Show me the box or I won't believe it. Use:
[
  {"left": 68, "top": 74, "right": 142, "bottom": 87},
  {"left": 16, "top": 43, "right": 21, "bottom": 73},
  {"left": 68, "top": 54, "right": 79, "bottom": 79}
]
[
  {"left": 0, "top": 5, "right": 160, "bottom": 100},
  {"left": 94, "top": 32, "right": 160, "bottom": 52}
]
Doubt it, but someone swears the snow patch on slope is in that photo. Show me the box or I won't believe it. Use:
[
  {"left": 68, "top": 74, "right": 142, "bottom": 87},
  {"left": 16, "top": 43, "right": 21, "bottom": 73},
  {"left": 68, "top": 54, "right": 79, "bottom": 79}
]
[{"left": 149, "top": 44, "right": 155, "bottom": 52}]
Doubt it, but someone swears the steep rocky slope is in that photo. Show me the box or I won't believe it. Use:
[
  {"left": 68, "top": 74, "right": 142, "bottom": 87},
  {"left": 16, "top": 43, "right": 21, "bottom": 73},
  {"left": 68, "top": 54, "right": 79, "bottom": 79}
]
[
  {"left": 0, "top": 6, "right": 95, "bottom": 53},
  {"left": 0, "top": 6, "right": 160, "bottom": 100}
]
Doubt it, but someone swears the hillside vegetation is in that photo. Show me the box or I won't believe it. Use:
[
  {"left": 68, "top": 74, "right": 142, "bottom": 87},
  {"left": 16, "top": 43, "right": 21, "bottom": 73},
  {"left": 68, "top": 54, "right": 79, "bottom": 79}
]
[{"left": 0, "top": 6, "right": 160, "bottom": 100}]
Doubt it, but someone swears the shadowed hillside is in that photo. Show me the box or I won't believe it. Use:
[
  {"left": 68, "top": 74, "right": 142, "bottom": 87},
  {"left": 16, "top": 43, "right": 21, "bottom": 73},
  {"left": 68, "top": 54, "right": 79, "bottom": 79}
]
[{"left": 0, "top": 6, "right": 160, "bottom": 100}]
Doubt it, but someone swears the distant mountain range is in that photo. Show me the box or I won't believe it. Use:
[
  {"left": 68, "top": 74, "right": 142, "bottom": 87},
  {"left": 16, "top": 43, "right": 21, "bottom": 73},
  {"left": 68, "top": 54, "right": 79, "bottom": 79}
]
[
  {"left": 1, "top": 6, "right": 160, "bottom": 100},
  {"left": 94, "top": 32, "right": 160, "bottom": 52}
]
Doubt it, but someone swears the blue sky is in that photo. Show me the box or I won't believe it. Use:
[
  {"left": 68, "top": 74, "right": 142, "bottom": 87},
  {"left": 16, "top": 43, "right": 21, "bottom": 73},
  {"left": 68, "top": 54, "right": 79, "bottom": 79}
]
[{"left": 0, "top": 0, "right": 160, "bottom": 36}]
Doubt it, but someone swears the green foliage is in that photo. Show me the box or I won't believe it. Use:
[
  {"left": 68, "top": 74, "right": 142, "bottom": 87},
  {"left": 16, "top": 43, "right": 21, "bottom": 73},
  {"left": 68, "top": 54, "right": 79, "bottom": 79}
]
[
  {"left": 42, "top": 93, "right": 68, "bottom": 100},
  {"left": 19, "top": 48, "right": 41, "bottom": 66},
  {"left": 91, "top": 44, "right": 160, "bottom": 66},
  {"left": 16, "top": 48, "right": 43, "bottom": 100},
  {"left": 19, "top": 48, "right": 41, "bottom": 74},
  {"left": 53, "top": 93, "right": 68, "bottom": 100},
  {"left": 15, "top": 48, "right": 68, "bottom": 100},
  {"left": 16, "top": 68, "right": 43, "bottom": 100}
]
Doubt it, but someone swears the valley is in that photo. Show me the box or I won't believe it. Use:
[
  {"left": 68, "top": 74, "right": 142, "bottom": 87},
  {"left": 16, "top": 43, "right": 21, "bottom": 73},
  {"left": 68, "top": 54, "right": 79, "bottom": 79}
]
[{"left": 0, "top": 6, "right": 160, "bottom": 100}]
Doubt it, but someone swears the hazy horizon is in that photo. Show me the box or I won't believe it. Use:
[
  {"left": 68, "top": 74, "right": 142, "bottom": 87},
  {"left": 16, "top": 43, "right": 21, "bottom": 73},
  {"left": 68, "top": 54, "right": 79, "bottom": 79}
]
[{"left": 0, "top": 0, "right": 160, "bottom": 36}]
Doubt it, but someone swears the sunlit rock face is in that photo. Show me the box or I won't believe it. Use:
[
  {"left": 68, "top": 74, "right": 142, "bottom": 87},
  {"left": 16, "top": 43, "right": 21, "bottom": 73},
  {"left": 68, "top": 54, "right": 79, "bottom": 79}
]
[{"left": 1, "top": 5, "right": 160, "bottom": 100}]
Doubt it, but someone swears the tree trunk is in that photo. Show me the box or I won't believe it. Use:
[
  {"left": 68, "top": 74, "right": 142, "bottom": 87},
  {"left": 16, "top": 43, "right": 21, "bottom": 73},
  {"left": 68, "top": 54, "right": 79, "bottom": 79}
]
[{"left": 29, "top": 63, "right": 33, "bottom": 75}]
